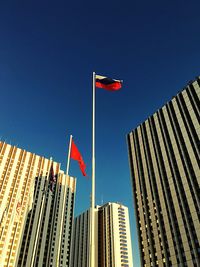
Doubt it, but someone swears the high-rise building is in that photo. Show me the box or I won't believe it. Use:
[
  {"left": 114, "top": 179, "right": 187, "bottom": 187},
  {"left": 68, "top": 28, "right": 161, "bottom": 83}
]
[
  {"left": 127, "top": 77, "right": 200, "bottom": 267},
  {"left": 0, "top": 141, "right": 76, "bottom": 267},
  {"left": 70, "top": 202, "right": 133, "bottom": 267},
  {"left": 70, "top": 208, "right": 93, "bottom": 267}
]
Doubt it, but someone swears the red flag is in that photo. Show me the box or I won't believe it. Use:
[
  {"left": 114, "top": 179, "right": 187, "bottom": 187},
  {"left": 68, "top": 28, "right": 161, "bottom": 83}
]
[
  {"left": 95, "top": 74, "right": 122, "bottom": 91},
  {"left": 70, "top": 140, "right": 87, "bottom": 176}
]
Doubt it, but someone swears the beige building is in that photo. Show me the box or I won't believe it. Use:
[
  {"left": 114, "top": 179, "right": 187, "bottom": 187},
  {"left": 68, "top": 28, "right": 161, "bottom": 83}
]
[
  {"left": 0, "top": 141, "right": 76, "bottom": 267},
  {"left": 70, "top": 202, "right": 133, "bottom": 267},
  {"left": 127, "top": 77, "right": 200, "bottom": 266}
]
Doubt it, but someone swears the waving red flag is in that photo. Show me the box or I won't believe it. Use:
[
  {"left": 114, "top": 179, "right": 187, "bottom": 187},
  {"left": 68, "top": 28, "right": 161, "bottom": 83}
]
[
  {"left": 70, "top": 140, "right": 87, "bottom": 176},
  {"left": 95, "top": 74, "right": 122, "bottom": 91}
]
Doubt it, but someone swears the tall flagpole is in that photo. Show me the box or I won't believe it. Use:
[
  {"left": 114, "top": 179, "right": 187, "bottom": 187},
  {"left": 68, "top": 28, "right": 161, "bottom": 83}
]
[
  {"left": 92, "top": 72, "right": 95, "bottom": 213},
  {"left": 90, "top": 72, "right": 96, "bottom": 267},
  {"left": 66, "top": 134, "right": 73, "bottom": 176},
  {"left": 56, "top": 134, "right": 72, "bottom": 267}
]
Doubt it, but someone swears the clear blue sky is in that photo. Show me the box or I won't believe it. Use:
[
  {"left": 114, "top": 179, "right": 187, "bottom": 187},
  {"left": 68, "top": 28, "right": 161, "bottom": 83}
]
[{"left": 0, "top": 1, "right": 200, "bottom": 266}]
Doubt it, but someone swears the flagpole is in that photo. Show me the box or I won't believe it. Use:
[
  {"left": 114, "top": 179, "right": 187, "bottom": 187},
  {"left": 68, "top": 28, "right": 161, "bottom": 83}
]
[
  {"left": 90, "top": 72, "right": 96, "bottom": 267},
  {"left": 56, "top": 134, "right": 72, "bottom": 267},
  {"left": 92, "top": 73, "right": 95, "bottom": 210},
  {"left": 66, "top": 135, "right": 73, "bottom": 176}
]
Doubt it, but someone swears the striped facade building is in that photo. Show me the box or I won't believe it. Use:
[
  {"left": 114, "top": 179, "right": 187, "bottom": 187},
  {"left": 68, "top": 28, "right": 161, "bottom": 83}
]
[
  {"left": 127, "top": 77, "right": 200, "bottom": 266},
  {"left": 70, "top": 208, "right": 92, "bottom": 266},
  {"left": 0, "top": 141, "right": 76, "bottom": 267},
  {"left": 70, "top": 202, "right": 133, "bottom": 267}
]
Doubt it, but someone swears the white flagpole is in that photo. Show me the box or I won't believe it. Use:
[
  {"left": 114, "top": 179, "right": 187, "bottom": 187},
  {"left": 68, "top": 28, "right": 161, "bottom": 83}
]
[
  {"left": 56, "top": 134, "right": 72, "bottom": 267},
  {"left": 66, "top": 134, "right": 73, "bottom": 176},
  {"left": 92, "top": 73, "right": 95, "bottom": 211},
  {"left": 90, "top": 72, "right": 96, "bottom": 267}
]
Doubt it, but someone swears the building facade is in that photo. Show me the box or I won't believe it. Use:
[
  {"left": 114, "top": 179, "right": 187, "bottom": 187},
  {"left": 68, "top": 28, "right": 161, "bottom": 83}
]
[
  {"left": 0, "top": 141, "right": 76, "bottom": 267},
  {"left": 127, "top": 77, "right": 200, "bottom": 266},
  {"left": 70, "top": 208, "right": 92, "bottom": 267},
  {"left": 70, "top": 202, "right": 133, "bottom": 267}
]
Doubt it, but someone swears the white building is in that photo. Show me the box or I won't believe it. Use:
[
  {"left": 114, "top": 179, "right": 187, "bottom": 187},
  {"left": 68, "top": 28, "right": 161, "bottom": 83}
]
[
  {"left": 70, "top": 202, "right": 133, "bottom": 267},
  {"left": 0, "top": 141, "right": 76, "bottom": 267}
]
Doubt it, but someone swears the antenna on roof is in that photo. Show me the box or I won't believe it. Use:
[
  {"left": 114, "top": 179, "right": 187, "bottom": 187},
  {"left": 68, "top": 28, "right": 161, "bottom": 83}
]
[{"left": 101, "top": 195, "right": 104, "bottom": 205}]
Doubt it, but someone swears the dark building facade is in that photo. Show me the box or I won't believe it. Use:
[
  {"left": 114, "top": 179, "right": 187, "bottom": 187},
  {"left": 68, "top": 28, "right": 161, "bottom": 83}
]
[{"left": 127, "top": 77, "right": 200, "bottom": 267}]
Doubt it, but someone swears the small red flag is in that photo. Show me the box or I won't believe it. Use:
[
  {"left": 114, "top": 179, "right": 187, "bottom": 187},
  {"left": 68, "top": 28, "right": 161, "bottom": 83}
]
[{"left": 70, "top": 140, "right": 87, "bottom": 176}]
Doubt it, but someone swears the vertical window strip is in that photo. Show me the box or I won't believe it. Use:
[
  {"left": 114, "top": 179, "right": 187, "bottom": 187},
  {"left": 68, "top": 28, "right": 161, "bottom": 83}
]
[
  {"left": 167, "top": 100, "right": 199, "bottom": 209},
  {"left": 176, "top": 93, "right": 200, "bottom": 168},
  {"left": 133, "top": 129, "right": 155, "bottom": 266},
  {"left": 129, "top": 132, "right": 143, "bottom": 201},
  {"left": 0, "top": 141, "right": 4, "bottom": 155},
  {"left": 157, "top": 109, "right": 185, "bottom": 265},
  {"left": 32, "top": 177, "right": 47, "bottom": 267},
  {"left": 36, "top": 183, "right": 49, "bottom": 264},
  {"left": 17, "top": 212, "right": 31, "bottom": 266},
  {"left": 131, "top": 130, "right": 146, "bottom": 267},
  {"left": 46, "top": 182, "right": 55, "bottom": 262},
  {"left": 166, "top": 101, "right": 200, "bottom": 261},
  {"left": 28, "top": 159, "right": 46, "bottom": 266},
  {"left": 81, "top": 213, "right": 84, "bottom": 266},
  {"left": 140, "top": 124, "right": 154, "bottom": 200},
  {"left": 76, "top": 216, "right": 79, "bottom": 267},
  {"left": 171, "top": 96, "right": 200, "bottom": 213},
  {"left": 104, "top": 209, "right": 107, "bottom": 266},
  {"left": 127, "top": 134, "right": 143, "bottom": 257},
  {"left": 19, "top": 157, "right": 41, "bottom": 266},
  {"left": 196, "top": 77, "right": 200, "bottom": 87},
  {"left": 81, "top": 212, "right": 86, "bottom": 267},
  {"left": 127, "top": 134, "right": 137, "bottom": 197},
  {"left": 85, "top": 210, "right": 89, "bottom": 267},
  {"left": 20, "top": 160, "right": 35, "bottom": 264},
  {"left": 66, "top": 192, "right": 73, "bottom": 267},
  {"left": 149, "top": 115, "right": 177, "bottom": 264},
  {"left": 186, "top": 85, "right": 200, "bottom": 124},
  {"left": 71, "top": 217, "right": 77, "bottom": 267},
  {"left": 0, "top": 145, "right": 15, "bottom": 197},
  {"left": 140, "top": 123, "right": 159, "bottom": 265},
  {"left": 46, "top": 172, "right": 59, "bottom": 266},
  {"left": 142, "top": 121, "right": 170, "bottom": 266},
  {"left": 108, "top": 206, "right": 112, "bottom": 266}
]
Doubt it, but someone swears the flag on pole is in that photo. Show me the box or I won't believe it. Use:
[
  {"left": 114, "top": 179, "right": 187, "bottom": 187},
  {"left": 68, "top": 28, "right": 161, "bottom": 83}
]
[
  {"left": 70, "top": 140, "right": 87, "bottom": 176},
  {"left": 49, "top": 163, "right": 56, "bottom": 191},
  {"left": 95, "top": 74, "right": 122, "bottom": 91}
]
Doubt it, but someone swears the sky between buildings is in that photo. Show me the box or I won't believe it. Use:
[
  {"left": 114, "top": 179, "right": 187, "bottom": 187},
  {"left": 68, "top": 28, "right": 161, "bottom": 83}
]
[{"left": 0, "top": 1, "right": 200, "bottom": 266}]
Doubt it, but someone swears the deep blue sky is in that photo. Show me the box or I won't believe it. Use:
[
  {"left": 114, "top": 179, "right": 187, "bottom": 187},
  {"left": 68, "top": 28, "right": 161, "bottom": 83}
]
[{"left": 0, "top": 1, "right": 200, "bottom": 266}]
